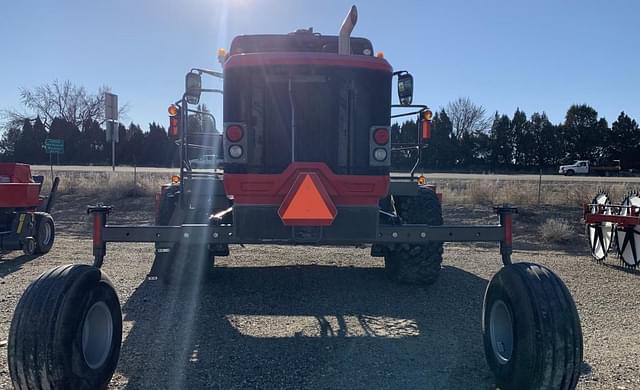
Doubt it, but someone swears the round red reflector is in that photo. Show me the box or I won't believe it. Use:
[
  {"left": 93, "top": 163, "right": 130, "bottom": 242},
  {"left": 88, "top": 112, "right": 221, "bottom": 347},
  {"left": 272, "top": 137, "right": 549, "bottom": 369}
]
[
  {"left": 373, "top": 128, "right": 390, "bottom": 145},
  {"left": 226, "top": 125, "right": 244, "bottom": 142}
]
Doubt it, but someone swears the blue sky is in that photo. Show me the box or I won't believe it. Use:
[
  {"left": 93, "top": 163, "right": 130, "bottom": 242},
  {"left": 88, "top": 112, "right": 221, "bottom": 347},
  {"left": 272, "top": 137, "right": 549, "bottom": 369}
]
[{"left": 1, "top": 0, "right": 639, "bottom": 130}]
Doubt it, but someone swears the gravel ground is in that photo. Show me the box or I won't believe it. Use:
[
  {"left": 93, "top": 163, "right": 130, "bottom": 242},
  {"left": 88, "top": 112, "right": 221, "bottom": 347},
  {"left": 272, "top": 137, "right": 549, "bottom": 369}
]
[{"left": 0, "top": 201, "right": 639, "bottom": 389}]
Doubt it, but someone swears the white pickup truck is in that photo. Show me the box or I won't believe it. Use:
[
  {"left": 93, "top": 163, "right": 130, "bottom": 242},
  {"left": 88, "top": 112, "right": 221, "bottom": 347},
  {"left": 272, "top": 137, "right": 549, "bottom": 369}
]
[
  {"left": 189, "top": 154, "right": 220, "bottom": 169},
  {"left": 558, "top": 160, "right": 621, "bottom": 176}
]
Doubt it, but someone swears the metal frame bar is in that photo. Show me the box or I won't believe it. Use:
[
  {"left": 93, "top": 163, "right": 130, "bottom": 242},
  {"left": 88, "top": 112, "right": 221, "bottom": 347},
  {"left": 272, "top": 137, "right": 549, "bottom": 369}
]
[
  {"left": 87, "top": 205, "right": 517, "bottom": 268},
  {"left": 584, "top": 203, "right": 640, "bottom": 226},
  {"left": 584, "top": 213, "right": 640, "bottom": 226}
]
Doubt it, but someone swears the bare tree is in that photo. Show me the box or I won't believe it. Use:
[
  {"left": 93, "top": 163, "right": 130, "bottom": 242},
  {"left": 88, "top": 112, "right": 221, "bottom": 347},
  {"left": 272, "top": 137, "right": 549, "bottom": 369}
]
[
  {"left": 446, "top": 97, "right": 492, "bottom": 139},
  {"left": 1, "top": 80, "right": 127, "bottom": 129}
]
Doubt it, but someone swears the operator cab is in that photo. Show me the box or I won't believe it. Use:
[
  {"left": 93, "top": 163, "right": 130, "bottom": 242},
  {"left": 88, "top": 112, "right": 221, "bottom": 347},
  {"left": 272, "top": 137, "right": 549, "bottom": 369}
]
[{"left": 222, "top": 18, "right": 394, "bottom": 176}]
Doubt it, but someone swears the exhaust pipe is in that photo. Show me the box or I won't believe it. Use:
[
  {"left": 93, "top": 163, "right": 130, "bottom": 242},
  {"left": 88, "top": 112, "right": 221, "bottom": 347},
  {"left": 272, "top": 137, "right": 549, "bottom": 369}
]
[{"left": 338, "top": 5, "right": 358, "bottom": 55}]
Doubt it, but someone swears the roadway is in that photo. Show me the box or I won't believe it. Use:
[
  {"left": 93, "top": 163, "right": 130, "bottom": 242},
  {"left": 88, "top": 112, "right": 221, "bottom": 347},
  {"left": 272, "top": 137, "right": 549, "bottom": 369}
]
[{"left": 31, "top": 165, "right": 640, "bottom": 183}]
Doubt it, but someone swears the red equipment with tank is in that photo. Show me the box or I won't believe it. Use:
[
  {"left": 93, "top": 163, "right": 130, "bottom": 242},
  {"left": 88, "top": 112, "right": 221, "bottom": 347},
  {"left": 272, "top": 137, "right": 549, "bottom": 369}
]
[{"left": 0, "top": 163, "right": 58, "bottom": 255}]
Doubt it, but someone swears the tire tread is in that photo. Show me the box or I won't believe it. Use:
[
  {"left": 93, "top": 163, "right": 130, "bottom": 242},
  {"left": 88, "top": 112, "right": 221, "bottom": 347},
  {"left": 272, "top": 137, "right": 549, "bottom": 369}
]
[
  {"left": 8, "top": 264, "right": 121, "bottom": 390},
  {"left": 484, "top": 262, "right": 582, "bottom": 390},
  {"left": 384, "top": 187, "right": 444, "bottom": 285}
]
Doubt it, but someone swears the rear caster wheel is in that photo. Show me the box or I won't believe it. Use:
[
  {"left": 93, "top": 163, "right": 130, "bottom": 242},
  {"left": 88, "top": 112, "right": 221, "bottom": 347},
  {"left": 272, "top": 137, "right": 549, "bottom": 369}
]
[
  {"left": 8, "top": 264, "right": 122, "bottom": 389},
  {"left": 22, "top": 237, "right": 36, "bottom": 256},
  {"left": 483, "top": 262, "right": 582, "bottom": 390}
]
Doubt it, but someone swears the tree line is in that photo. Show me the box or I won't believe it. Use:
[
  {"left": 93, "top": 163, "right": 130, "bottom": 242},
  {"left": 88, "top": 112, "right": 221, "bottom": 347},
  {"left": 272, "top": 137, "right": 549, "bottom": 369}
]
[
  {"left": 0, "top": 80, "right": 216, "bottom": 167},
  {"left": 0, "top": 117, "right": 179, "bottom": 166},
  {"left": 2, "top": 81, "right": 639, "bottom": 170},
  {"left": 392, "top": 99, "right": 640, "bottom": 172}
]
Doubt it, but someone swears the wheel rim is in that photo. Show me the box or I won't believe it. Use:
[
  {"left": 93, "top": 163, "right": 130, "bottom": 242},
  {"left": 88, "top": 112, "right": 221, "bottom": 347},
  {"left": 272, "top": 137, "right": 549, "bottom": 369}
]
[
  {"left": 82, "top": 301, "right": 113, "bottom": 369},
  {"left": 40, "top": 221, "right": 52, "bottom": 246},
  {"left": 489, "top": 299, "right": 514, "bottom": 364}
]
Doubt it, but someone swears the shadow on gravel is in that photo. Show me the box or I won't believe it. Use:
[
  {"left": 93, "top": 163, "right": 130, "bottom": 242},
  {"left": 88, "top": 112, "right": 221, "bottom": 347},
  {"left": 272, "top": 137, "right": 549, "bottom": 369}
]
[
  {"left": 117, "top": 262, "right": 495, "bottom": 390},
  {"left": 0, "top": 254, "right": 40, "bottom": 278}
]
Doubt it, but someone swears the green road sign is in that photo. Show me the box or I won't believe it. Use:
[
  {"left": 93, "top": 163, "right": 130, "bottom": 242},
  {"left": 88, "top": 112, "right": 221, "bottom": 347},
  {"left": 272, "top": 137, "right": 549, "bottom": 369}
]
[{"left": 45, "top": 139, "right": 64, "bottom": 154}]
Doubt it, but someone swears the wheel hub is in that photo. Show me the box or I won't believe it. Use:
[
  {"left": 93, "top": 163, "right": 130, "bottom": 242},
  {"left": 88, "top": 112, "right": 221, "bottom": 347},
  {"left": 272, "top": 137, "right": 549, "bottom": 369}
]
[
  {"left": 82, "top": 301, "right": 113, "bottom": 369},
  {"left": 489, "top": 299, "right": 514, "bottom": 364}
]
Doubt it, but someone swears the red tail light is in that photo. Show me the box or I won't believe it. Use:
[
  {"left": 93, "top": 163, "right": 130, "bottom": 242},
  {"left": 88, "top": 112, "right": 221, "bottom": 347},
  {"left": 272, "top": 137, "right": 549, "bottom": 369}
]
[
  {"left": 373, "top": 128, "right": 389, "bottom": 145},
  {"left": 169, "top": 116, "right": 179, "bottom": 138},
  {"left": 226, "top": 125, "right": 244, "bottom": 142},
  {"left": 421, "top": 110, "right": 433, "bottom": 140},
  {"left": 421, "top": 120, "right": 431, "bottom": 140}
]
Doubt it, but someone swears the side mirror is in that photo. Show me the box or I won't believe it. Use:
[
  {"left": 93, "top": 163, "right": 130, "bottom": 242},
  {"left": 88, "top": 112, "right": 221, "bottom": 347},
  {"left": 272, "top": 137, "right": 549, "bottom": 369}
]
[
  {"left": 397, "top": 72, "right": 414, "bottom": 106},
  {"left": 185, "top": 72, "right": 202, "bottom": 105}
]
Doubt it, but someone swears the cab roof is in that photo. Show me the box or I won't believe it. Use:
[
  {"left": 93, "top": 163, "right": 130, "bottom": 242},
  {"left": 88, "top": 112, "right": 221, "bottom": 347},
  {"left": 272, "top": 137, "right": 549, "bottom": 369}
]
[{"left": 229, "top": 30, "right": 375, "bottom": 57}]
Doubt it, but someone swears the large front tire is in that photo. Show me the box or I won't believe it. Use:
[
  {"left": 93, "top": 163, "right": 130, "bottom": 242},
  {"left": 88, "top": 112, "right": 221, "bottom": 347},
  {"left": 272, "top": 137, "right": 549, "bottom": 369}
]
[
  {"left": 483, "top": 262, "right": 583, "bottom": 390},
  {"left": 384, "top": 187, "right": 444, "bottom": 285},
  {"left": 8, "top": 264, "right": 122, "bottom": 390}
]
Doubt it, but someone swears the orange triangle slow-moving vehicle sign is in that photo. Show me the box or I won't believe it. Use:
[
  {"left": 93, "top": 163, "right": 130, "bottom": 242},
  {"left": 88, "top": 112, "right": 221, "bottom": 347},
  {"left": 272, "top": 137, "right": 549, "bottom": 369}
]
[{"left": 278, "top": 173, "right": 337, "bottom": 226}]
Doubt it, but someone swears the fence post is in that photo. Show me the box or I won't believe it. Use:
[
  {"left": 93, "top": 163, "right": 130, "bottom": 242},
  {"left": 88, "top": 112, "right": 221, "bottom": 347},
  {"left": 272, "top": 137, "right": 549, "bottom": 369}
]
[{"left": 538, "top": 169, "right": 542, "bottom": 205}]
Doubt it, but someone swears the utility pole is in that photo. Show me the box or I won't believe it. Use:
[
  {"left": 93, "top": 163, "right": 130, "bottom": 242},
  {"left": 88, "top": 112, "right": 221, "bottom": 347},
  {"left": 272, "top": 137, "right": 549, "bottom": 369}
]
[{"left": 105, "top": 93, "right": 119, "bottom": 171}]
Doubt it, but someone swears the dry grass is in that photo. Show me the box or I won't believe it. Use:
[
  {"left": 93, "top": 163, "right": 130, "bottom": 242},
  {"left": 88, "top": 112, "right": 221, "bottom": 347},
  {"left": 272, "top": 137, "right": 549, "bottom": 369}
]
[
  {"left": 538, "top": 218, "right": 574, "bottom": 243},
  {"left": 32, "top": 170, "right": 167, "bottom": 201},
  {"left": 31, "top": 167, "right": 640, "bottom": 208},
  {"left": 435, "top": 179, "right": 639, "bottom": 207}
]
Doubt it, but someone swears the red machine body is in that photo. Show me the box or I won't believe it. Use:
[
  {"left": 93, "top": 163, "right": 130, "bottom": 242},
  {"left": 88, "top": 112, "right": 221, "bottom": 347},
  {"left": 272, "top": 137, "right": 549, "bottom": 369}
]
[{"left": 0, "top": 163, "right": 43, "bottom": 209}]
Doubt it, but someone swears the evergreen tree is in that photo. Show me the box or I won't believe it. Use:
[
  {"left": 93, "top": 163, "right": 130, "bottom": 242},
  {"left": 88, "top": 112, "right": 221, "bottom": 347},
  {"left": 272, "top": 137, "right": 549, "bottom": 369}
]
[
  {"left": 489, "top": 113, "right": 512, "bottom": 168},
  {"left": 562, "top": 104, "right": 608, "bottom": 162},
  {"left": 123, "top": 123, "right": 145, "bottom": 165},
  {"left": 608, "top": 112, "right": 640, "bottom": 168},
  {"left": 48, "top": 118, "right": 81, "bottom": 163},
  {"left": 146, "top": 122, "right": 171, "bottom": 166},
  {"left": 511, "top": 109, "right": 532, "bottom": 167},
  {"left": 0, "top": 126, "right": 21, "bottom": 161},
  {"left": 529, "top": 112, "right": 560, "bottom": 168},
  {"left": 425, "top": 110, "right": 456, "bottom": 169},
  {"left": 14, "top": 120, "right": 36, "bottom": 163},
  {"left": 32, "top": 117, "right": 49, "bottom": 163}
]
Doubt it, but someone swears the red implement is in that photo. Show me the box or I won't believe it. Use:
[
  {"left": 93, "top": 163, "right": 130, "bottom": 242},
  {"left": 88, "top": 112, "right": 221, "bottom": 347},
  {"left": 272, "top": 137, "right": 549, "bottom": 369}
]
[{"left": 0, "top": 163, "right": 41, "bottom": 208}]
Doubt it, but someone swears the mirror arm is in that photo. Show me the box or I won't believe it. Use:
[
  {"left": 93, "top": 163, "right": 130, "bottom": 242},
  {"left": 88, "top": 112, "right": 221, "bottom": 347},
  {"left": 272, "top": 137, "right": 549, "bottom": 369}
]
[
  {"left": 199, "top": 88, "right": 224, "bottom": 95},
  {"left": 191, "top": 68, "right": 224, "bottom": 79},
  {"left": 391, "top": 104, "right": 428, "bottom": 118}
]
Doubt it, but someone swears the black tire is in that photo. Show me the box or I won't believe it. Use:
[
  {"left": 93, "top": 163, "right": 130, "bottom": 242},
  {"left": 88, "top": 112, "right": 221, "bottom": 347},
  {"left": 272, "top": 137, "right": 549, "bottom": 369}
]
[
  {"left": 151, "top": 186, "right": 181, "bottom": 284},
  {"left": 565, "top": 169, "right": 575, "bottom": 176},
  {"left": 384, "top": 187, "right": 444, "bottom": 285},
  {"left": 8, "top": 264, "right": 122, "bottom": 390},
  {"left": 150, "top": 184, "right": 217, "bottom": 284},
  {"left": 34, "top": 212, "right": 55, "bottom": 254},
  {"left": 22, "top": 237, "right": 36, "bottom": 256},
  {"left": 482, "top": 262, "right": 583, "bottom": 390},
  {"left": 149, "top": 243, "right": 215, "bottom": 285}
]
